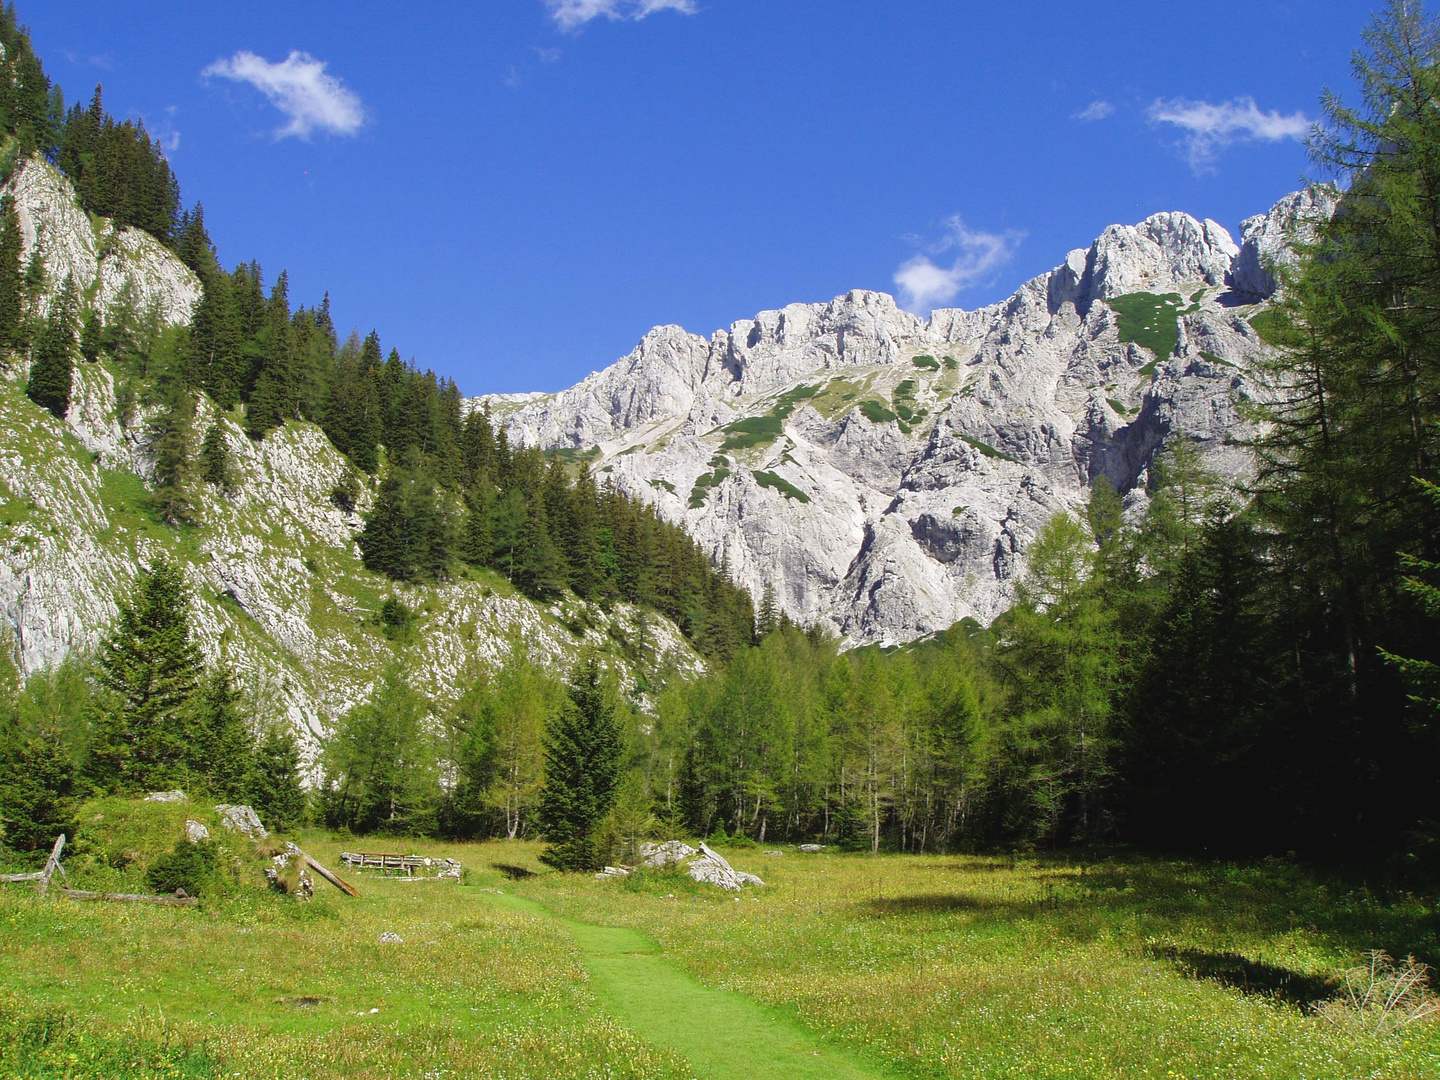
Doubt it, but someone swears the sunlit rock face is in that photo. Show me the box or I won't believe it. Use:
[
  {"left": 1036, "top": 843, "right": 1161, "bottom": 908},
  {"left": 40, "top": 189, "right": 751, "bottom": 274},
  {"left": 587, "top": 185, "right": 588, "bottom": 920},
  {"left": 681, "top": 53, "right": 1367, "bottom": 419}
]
[{"left": 473, "top": 190, "right": 1329, "bottom": 645}]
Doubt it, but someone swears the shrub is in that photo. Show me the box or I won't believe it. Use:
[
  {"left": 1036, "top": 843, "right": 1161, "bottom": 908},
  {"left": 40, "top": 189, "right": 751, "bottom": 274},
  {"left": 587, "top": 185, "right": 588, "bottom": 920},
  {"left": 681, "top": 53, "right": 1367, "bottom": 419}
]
[
  {"left": 1315, "top": 951, "right": 1440, "bottom": 1036},
  {"left": 145, "top": 838, "right": 219, "bottom": 897}
]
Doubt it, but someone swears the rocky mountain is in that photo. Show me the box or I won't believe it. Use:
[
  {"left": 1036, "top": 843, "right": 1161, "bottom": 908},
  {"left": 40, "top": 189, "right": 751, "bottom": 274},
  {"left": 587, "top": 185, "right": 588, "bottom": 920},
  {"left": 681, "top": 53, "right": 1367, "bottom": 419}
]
[
  {"left": 0, "top": 157, "right": 703, "bottom": 749},
  {"left": 475, "top": 187, "right": 1335, "bottom": 645}
]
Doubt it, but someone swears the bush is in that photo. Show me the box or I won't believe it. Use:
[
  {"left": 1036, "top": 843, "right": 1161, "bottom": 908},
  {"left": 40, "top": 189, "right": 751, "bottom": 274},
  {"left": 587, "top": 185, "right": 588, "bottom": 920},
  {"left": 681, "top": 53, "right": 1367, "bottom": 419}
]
[{"left": 145, "top": 838, "right": 219, "bottom": 896}]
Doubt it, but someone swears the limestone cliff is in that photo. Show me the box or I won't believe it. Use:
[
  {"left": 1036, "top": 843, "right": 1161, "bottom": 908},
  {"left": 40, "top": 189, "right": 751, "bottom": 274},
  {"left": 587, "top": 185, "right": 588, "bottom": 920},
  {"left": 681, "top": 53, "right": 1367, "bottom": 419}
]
[{"left": 473, "top": 190, "right": 1333, "bottom": 645}]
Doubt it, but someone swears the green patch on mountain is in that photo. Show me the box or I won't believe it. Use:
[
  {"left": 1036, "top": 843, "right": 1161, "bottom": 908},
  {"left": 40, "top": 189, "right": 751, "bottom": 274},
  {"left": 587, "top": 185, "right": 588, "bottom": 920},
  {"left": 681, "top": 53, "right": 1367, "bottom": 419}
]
[
  {"left": 1106, "top": 291, "right": 1184, "bottom": 360},
  {"left": 1107, "top": 398, "right": 1131, "bottom": 416},
  {"left": 859, "top": 399, "right": 897, "bottom": 424},
  {"left": 688, "top": 457, "right": 732, "bottom": 509},
  {"left": 649, "top": 478, "right": 676, "bottom": 495},
  {"left": 753, "top": 470, "right": 810, "bottom": 503},
  {"left": 911, "top": 354, "right": 940, "bottom": 370},
  {"left": 715, "top": 384, "right": 819, "bottom": 452},
  {"left": 960, "top": 434, "right": 1018, "bottom": 463},
  {"left": 1198, "top": 350, "right": 1234, "bottom": 367}
]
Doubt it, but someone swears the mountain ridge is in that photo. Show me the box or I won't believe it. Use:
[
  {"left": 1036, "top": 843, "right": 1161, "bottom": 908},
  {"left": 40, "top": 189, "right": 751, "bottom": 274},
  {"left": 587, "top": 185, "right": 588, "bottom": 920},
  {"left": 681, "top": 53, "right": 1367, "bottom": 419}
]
[{"left": 472, "top": 186, "right": 1335, "bottom": 645}]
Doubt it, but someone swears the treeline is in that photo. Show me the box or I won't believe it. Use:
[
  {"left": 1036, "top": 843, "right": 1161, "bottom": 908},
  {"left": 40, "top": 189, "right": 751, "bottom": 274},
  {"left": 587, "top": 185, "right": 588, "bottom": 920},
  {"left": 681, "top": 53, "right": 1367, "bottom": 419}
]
[
  {"left": 0, "top": 562, "right": 306, "bottom": 861},
  {"left": 0, "top": 7, "right": 181, "bottom": 243}
]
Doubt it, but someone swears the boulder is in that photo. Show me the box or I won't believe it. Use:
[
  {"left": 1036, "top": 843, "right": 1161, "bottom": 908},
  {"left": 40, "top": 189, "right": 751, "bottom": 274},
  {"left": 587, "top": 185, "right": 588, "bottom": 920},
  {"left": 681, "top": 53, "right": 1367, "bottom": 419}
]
[
  {"left": 798, "top": 844, "right": 824, "bottom": 853},
  {"left": 638, "top": 840, "right": 697, "bottom": 869},
  {"left": 215, "top": 804, "right": 267, "bottom": 839},
  {"left": 687, "top": 842, "right": 764, "bottom": 891},
  {"left": 145, "top": 790, "right": 186, "bottom": 803},
  {"left": 379, "top": 931, "right": 403, "bottom": 944},
  {"left": 183, "top": 819, "right": 209, "bottom": 843}
]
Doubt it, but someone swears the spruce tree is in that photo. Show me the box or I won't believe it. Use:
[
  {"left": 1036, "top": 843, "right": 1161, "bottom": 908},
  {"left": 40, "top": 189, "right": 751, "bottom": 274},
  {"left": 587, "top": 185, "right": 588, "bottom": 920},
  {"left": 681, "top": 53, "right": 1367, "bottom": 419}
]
[
  {"left": 0, "top": 730, "right": 78, "bottom": 859},
  {"left": 188, "top": 665, "right": 253, "bottom": 801},
  {"left": 87, "top": 560, "right": 202, "bottom": 792},
  {"left": 199, "top": 423, "right": 232, "bottom": 488},
  {"left": 26, "top": 273, "right": 78, "bottom": 418},
  {"left": 538, "top": 656, "right": 623, "bottom": 871},
  {"left": 249, "top": 726, "right": 307, "bottom": 834},
  {"left": 0, "top": 195, "right": 24, "bottom": 351},
  {"left": 513, "top": 492, "right": 568, "bottom": 600}
]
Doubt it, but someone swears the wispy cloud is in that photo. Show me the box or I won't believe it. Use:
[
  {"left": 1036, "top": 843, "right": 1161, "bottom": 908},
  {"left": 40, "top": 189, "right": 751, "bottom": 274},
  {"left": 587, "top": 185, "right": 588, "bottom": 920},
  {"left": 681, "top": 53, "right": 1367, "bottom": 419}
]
[
  {"left": 544, "top": 0, "right": 697, "bottom": 31},
  {"left": 203, "top": 50, "right": 364, "bottom": 139},
  {"left": 1147, "top": 96, "right": 1310, "bottom": 173},
  {"left": 535, "top": 46, "right": 562, "bottom": 63},
  {"left": 894, "top": 217, "right": 1024, "bottom": 314},
  {"left": 1074, "top": 100, "right": 1114, "bottom": 122}
]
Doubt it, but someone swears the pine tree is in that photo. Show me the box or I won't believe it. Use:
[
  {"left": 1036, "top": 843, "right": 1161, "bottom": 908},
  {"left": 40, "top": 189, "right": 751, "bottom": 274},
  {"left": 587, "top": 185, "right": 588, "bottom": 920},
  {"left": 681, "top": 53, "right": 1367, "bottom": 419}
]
[
  {"left": 188, "top": 665, "right": 253, "bottom": 802},
  {"left": 87, "top": 560, "right": 202, "bottom": 792},
  {"left": 513, "top": 492, "right": 568, "bottom": 600},
  {"left": 26, "top": 274, "right": 78, "bottom": 418},
  {"left": 152, "top": 390, "right": 196, "bottom": 524},
  {"left": 0, "top": 195, "right": 24, "bottom": 351},
  {"left": 538, "top": 656, "right": 623, "bottom": 871},
  {"left": 0, "top": 730, "right": 78, "bottom": 859},
  {"left": 199, "top": 422, "right": 232, "bottom": 488},
  {"left": 249, "top": 726, "right": 307, "bottom": 834}
]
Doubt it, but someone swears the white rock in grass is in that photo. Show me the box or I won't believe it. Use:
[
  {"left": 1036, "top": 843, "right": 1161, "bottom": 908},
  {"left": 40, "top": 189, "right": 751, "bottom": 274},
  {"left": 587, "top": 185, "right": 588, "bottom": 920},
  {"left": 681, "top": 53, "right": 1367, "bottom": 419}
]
[
  {"left": 379, "top": 932, "right": 403, "bottom": 944},
  {"left": 145, "top": 790, "right": 186, "bottom": 802},
  {"left": 638, "top": 841, "right": 697, "bottom": 869},
  {"left": 215, "top": 804, "right": 268, "bottom": 839},
  {"left": 183, "top": 819, "right": 209, "bottom": 843}
]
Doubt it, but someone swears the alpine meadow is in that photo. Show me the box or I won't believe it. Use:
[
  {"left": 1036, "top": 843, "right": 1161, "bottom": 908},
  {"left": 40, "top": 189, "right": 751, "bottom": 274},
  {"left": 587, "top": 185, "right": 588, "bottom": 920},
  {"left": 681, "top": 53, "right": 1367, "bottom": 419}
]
[{"left": 2, "top": 2, "right": 1440, "bottom": 1078}]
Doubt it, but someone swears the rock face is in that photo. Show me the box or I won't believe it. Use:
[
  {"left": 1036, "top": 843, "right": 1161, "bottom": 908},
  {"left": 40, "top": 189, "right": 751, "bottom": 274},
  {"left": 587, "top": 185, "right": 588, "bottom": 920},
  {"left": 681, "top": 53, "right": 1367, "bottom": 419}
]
[
  {"left": 472, "top": 189, "right": 1334, "bottom": 645},
  {"left": 0, "top": 159, "right": 706, "bottom": 755},
  {"left": 7, "top": 157, "right": 200, "bottom": 325}
]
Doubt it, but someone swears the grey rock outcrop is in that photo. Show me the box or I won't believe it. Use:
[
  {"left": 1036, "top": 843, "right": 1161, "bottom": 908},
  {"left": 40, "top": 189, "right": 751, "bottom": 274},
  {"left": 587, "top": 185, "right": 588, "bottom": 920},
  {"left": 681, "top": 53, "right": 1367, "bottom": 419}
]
[
  {"left": 6, "top": 157, "right": 200, "bottom": 325},
  {"left": 215, "top": 804, "right": 267, "bottom": 839},
  {"left": 472, "top": 190, "right": 1327, "bottom": 645}
]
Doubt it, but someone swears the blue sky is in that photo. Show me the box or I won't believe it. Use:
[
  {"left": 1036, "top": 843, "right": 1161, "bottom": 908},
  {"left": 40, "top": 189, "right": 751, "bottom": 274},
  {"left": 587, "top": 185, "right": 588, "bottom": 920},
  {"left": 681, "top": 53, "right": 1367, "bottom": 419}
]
[{"left": 28, "top": 1, "right": 1374, "bottom": 395}]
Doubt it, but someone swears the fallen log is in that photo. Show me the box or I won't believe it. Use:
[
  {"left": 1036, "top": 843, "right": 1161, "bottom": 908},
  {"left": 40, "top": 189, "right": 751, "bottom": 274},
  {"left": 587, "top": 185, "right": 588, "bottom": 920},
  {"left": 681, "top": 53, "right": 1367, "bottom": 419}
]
[
  {"left": 58, "top": 888, "right": 199, "bottom": 908},
  {"left": 287, "top": 845, "right": 360, "bottom": 897},
  {"left": 0, "top": 872, "right": 43, "bottom": 883}
]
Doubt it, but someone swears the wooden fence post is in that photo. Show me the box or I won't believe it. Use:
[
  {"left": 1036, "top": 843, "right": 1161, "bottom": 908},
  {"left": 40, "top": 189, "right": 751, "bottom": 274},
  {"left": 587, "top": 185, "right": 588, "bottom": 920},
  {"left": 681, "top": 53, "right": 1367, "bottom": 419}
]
[{"left": 35, "top": 834, "right": 65, "bottom": 898}]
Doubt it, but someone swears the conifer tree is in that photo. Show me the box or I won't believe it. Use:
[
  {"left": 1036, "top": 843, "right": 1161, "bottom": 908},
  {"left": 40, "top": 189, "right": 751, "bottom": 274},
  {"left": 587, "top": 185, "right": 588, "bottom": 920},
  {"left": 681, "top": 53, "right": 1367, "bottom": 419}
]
[
  {"left": 0, "top": 730, "right": 78, "bottom": 858},
  {"left": 249, "top": 726, "right": 307, "bottom": 834},
  {"left": 87, "top": 560, "right": 202, "bottom": 791},
  {"left": 199, "top": 422, "right": 232, "bottom": 488},
  {"left": 321, "top": 665, "right": 438, "bottom": 835},
  {"left": 0, "top": 195, "right": 24, "bottom": 351},
  {"left": 514, "top": 492, "right": 568, "bottom": 600},
  {"left": 26, "top": 274, "right": 78, "bottom": 418},
  {"left": 152, "top": 390, "right": 196, "bottom": 524},
  {"left": 188, "top": 665, "right": 253, "bottom": 801},
  {"left": 538, "top": 656, "right": 623, "bottom": 870}
]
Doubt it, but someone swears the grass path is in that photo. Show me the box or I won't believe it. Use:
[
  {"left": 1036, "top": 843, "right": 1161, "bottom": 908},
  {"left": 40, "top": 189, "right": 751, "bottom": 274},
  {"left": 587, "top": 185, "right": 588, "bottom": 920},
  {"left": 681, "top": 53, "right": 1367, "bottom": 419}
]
[{"left": 477, "top": 888, "right": 900, "bottom": 1080}]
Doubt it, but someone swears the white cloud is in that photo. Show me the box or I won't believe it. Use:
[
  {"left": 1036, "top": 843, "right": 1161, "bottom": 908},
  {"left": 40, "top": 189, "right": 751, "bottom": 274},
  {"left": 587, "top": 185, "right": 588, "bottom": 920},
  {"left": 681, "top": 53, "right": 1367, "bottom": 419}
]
[
  {"left": 203, "top": 50, "right": 364, "bottom": 139},
  {"left": 1147, "top": 96, "right": 1310, "bottom": 172},
  {"left": 544, "top": 0, "right": 697, "bottom": 31},
  {"left": 1074, "top": 100, "right": 1114, "bottom": 122},
  {"left": 894, "top": 217, "right": 1024, "bottom": 314}
]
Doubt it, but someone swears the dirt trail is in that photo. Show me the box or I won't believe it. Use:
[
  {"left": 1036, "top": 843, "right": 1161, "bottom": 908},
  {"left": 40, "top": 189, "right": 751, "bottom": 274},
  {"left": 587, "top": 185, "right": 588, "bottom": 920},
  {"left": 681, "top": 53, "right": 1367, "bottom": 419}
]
[{"left": 476, "top": 889, "right": 898, "bottom": 1080}]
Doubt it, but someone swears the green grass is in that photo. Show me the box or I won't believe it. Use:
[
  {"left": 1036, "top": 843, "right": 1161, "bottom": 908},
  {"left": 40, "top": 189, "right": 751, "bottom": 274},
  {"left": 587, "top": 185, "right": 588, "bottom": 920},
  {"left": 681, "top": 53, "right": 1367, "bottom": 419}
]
[
  {"left": 943, "top": 355, "right": 959, "bottom": 370},
  {"left": 911, "top": 355, "right": 940, "bottom": 371},
  {"left": 1107, "top": 397, "right": 1131, "bottom": 416},
  {"left": 960, "top": 434, "right": 1019, "bottom": 463},
  {"left": 719, "top": 414, "right": 785, "bottom": 451},
  {"left": 648, "top": 478, "right": 676, "bottom": 495},
  {"left": 1198, "top": 350, "right": 1235, "bottom": 368},
  {"left": 5, "top": 815, "right": 1440, "bottom": 1079},
  {"left": 952, "top": 505, "right": 968, "bottom": 517},
  {"left": 716, "top": 386, "right": 819, "bottom": 452},
  {"left": 1105, "top": 291, "right": 1185, "bottom": 360},
  {"left": 858, "top": 400, "right": 897, "bottom": 425},
  {"left": 753, "top": 470, "right": 811, "bottom": 503}
]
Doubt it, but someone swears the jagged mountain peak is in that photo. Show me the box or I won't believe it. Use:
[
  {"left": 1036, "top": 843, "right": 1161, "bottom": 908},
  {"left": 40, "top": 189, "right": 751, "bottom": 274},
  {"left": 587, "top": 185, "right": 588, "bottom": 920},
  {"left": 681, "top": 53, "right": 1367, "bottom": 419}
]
[{"left": 472, "top": 189, "right": 1327, "bottom": 645}]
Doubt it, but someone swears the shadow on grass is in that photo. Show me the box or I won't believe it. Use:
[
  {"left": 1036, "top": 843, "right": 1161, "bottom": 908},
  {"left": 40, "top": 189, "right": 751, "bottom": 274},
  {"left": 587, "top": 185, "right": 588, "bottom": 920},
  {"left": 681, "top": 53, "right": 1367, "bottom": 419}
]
[
  {"left": 1148, "top": 946, "right": 1334, "bottom": 1009},
  {"left": 855, "top": 854, "right": 1440, "bottom": 969},
  {"left": 491, "top": 863, "right": 537, "bottom": 880}
]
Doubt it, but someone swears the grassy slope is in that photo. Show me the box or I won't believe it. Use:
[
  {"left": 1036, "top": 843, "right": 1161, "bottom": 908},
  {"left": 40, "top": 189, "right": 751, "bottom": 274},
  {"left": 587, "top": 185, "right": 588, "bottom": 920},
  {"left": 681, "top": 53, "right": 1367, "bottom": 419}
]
[{"left": 3, "top": 809, "right": 1440, "bottom": 1079}]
